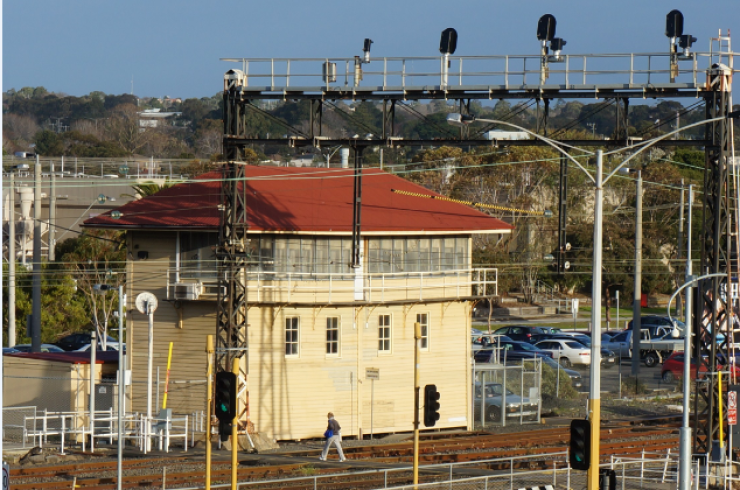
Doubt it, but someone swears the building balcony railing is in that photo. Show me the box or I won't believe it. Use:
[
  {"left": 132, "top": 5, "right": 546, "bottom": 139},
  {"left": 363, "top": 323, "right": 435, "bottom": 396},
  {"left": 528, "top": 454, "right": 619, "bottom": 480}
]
[{"left": 166, "top": 267, "right": 497, "bottom": 305}]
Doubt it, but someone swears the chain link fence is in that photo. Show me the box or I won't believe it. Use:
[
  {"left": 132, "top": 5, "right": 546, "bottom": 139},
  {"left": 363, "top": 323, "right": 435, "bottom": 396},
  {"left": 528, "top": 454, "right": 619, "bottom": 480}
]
[{"left": 472, "top": 360, "right": 542, "bottom": 428}]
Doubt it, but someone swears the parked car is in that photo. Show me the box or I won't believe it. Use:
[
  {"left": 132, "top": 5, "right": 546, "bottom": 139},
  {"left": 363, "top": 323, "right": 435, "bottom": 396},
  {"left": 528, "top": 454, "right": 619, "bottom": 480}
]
[
  {"left": 544, "top": 334, "right": 617, "bottom": 367},
  {"left": 11, "top": 344, "right": 65, "bottom": 353},
  {"left": 75, "top": 343, "right": 123, "bottom": 352},
  {"left": 626, "top": 316, "right": 683, "bottom": 337},
  {"left": 472, "top": 334, "right": 513, "bottom": 351},
  {"left": 537, "top": 327, "right": 562, "bottom": 335},
  {"left": 661, "top": 352, "right": 740, "bottom": 383},
  {"left": 3, "top": 348, "right": 19, "bottom": 354},
  {"left": 577, "top": 331, "right": 619, "bottom": 341},
  {"left": 603, "top": 329, "right": 684, "bottom": 367},
  {"left": 493, "top": 326, "right": 547, "bottom": 343},
  {"left": 539, "top": 356, "right": 583, "bottom": 388},
  {"left": 474, "top": 339, "right": 553, "bottom": 363},
  {"left": 534, "top": 339, "right": 592, "bottom": 367},
  {"left": 56, "top": 332, "right": 118, "bottom": 351},
  {"left": 473, "top": 382, "right": 539, "bottom": 422}
]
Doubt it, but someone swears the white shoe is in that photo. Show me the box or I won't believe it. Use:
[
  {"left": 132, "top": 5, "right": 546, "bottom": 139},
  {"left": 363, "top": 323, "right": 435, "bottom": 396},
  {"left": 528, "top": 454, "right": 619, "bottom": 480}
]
[
  {"left": 340, "top": 458, "right": 347, "bottom": 462},
  {"left": 319, "top": 457, "right": 326, "bottom": 461}
]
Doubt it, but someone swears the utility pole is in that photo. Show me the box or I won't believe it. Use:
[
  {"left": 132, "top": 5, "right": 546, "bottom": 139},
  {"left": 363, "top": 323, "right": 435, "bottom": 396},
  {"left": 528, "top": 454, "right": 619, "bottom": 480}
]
[
  {"left": 678, "top": 184, "right": 693, "bottom": 490},
  {"left": 677, "top": 180, "right": 685, "bottom": 320},
  {"left": 586, "top": 150, "right": 604, "bottom": 490},
  {"left": 31, "top": 158, "right": 42, "bottom": 353},
  {"left": 631, "top": 169, "right": 643, "bottom": 376},
  {"left": 9, "top": 174, "right": 16, "bottom": 348},
  {"left": 48, "top": 161, "right": 56, "bottom": 261}
]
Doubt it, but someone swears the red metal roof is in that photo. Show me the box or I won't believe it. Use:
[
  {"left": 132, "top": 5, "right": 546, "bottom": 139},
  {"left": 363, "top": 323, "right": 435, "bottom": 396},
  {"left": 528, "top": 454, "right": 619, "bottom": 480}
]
[
  {"left": 84, "top": 166, "right": 513, "bottom": 234},
  {"left": 6, "top": 351, "right": 118, "bottom": 364}
]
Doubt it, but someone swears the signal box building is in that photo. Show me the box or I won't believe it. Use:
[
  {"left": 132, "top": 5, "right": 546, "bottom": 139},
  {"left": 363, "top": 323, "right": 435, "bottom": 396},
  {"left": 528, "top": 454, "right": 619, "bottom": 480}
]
[{"left": 84, "top": 166, "right": 512, "bottom": 441}]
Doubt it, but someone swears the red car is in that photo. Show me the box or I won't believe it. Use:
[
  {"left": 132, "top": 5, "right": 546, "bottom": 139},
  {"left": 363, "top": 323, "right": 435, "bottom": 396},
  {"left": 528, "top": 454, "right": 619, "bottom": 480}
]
[{"left": 661, "top": 352, "right": 740, "bottom": 383}]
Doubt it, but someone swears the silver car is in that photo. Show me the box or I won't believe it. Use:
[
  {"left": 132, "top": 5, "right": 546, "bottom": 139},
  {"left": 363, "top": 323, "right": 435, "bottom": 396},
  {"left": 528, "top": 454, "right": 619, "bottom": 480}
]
[{"left": 473, "top": 382, "right": 538, "bottom": 422}]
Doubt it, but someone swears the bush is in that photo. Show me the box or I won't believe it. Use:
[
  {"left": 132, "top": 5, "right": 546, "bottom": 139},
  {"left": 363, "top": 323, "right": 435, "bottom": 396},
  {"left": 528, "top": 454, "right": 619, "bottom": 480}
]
[
  {"left": 542, "top": 364, "right": 579, "bottom": 399},
  {"left": 621, "top": 375, "right": 649, "bottom": 395}
]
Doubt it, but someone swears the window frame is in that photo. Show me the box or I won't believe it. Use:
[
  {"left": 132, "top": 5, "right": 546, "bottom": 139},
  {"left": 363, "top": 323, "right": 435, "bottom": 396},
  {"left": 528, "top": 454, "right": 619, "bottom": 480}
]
[
  {"left": 378, "top": 314, "right": 392, "bottom": 353},
  {"left": 326, "top": 316, "right": 340, "bottom": 357},
  {"left": 416, "top": 312, "right": 430, "bottom": 350},
  {"left": 285, "top": 316, "right": 300, "bottom": 357}
]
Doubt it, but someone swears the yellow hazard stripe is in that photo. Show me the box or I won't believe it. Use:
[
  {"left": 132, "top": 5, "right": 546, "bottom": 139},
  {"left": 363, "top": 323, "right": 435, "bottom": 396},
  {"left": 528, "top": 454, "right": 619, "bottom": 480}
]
[{"left": 391, "top": 189, "right": 548, "bottom": 216}]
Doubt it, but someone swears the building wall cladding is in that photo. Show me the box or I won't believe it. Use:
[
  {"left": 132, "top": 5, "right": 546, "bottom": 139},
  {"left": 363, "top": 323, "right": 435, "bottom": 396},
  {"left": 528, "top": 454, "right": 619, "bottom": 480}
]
[{"left": 125, "top": 230, "right": 472, "bottom": 440}]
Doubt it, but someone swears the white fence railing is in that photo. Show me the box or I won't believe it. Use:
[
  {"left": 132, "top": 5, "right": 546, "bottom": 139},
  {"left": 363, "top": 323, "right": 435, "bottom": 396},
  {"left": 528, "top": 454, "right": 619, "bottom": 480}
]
[
  {"left": 168, "top": 267, "right": 498, "bottom": 303},
  {"left": 221, "top": 51, "right": 734, "bottom": 92},
  {"left": 2, "top": 406, "right": 206, "bottom": 454}
]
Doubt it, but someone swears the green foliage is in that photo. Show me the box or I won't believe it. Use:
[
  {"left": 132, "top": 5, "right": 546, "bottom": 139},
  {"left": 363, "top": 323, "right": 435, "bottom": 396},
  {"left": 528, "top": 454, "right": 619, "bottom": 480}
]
[
  {"left": 620, "top": 375, "right": 648, "bottom": 395},
  {"left": 3, "top": 263, "right": 89, "bottom": 345},
  {"left": 34, "top": 129, "right": 64, "bottom": 155},
  {"left": 121, "top": 180, "right": 174, "bottom": 199},
  {"left": 57, "top": 230, "right": 126, "bottom": 338},
  {"left": 541, "top": 364, "right": 579, "bottom": 399}
]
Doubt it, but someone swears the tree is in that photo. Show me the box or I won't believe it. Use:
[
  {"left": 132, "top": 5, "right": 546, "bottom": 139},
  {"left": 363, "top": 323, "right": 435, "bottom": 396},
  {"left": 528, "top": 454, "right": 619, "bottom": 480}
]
[
  {"left": 106, "top": 103, "right": 148, "bottom": 153},
  {"left": 57, "top": 230, "right": 126, "bottom": 343},
  {"left": 121, "top": 180, "right": 174, "bottom": 200},
  {"left": 34, "top": 129, "right": 64, "bottom": 155},
  {"left": 3, "top": 263, "right": 88, "bottom": 344}
]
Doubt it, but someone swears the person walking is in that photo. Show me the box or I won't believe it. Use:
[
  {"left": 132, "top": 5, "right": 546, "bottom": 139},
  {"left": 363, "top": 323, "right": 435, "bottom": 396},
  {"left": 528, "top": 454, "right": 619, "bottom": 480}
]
[{"left": 320, "top": 412, "right": 346, "bottom": 462}]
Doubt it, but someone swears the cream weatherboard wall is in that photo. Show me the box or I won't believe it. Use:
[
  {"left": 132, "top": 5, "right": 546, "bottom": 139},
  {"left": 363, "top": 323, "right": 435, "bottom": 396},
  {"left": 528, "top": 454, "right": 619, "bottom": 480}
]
[{"left": 125, "top": 230, "right": 473, "bottom": 441}]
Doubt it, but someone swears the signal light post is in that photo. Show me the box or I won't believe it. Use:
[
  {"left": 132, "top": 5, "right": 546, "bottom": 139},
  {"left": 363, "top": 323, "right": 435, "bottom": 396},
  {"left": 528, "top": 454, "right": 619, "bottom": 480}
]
[
  {"left": 570, "top": 419, "right": 591, "bottom": 470},
  {"left": 423, "top": 385, "right": 440, "bottom": 427},
  {"left": 214, "top": 371, "right": 237, "bottom": 441}
]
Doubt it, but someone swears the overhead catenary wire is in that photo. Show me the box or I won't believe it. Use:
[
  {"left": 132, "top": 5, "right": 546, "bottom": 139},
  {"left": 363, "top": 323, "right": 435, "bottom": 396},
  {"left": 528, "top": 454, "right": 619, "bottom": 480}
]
[{"left": 390, "top": 188, "right": 550, "bottom": 216}]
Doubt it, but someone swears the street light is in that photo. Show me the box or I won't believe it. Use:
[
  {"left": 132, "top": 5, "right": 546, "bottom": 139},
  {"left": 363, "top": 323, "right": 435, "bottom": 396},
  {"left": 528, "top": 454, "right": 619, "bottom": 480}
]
[
  {"left": 93, "top": 283, "right": 125, "bottom": 490},
  {"left": 448, "top": 111, "right": 739, "bottom": 490}
]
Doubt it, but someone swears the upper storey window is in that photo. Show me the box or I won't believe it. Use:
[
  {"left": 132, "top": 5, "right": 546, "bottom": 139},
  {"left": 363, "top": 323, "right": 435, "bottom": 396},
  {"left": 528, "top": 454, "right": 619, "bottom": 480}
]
[{"left": 367, "top": 236, "right": 468, "bottom": 274}]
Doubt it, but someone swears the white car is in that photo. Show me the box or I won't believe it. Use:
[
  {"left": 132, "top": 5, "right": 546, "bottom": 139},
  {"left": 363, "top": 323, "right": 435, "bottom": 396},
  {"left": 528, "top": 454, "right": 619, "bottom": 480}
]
[
  {"left": 534, "top": 339, "right": 592, "bottom": 367},
  {"left": 75, "top": 342, "right": 123, "bottom": 352}
]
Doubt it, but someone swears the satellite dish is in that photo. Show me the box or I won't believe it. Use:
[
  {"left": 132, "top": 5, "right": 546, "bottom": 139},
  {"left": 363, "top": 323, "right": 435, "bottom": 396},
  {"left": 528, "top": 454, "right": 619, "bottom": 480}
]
[
  {"left": 564, "top": 261, "right": 571, "bottom": 270},
  {"left": 565, "top": 242, "right": 572, "bottom": 252},
  {"left": 136, "top": 292, "right": 158, "bottom": 315}
]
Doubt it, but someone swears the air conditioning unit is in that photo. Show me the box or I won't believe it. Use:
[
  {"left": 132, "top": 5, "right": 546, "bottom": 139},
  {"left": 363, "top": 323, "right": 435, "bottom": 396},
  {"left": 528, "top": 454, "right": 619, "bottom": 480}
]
[{"left": 173, "top": 282, "right": 202, "bottom": 301}]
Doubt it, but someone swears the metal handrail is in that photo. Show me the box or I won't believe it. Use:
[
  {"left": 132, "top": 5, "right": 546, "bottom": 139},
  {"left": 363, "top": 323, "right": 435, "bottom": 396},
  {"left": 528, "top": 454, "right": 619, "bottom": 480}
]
[
  {"left": 167, "top": 267, "right": 497, "bottom": 303},
  {"left": 221, "top": 51, "right": 734, "bottom": 91}
]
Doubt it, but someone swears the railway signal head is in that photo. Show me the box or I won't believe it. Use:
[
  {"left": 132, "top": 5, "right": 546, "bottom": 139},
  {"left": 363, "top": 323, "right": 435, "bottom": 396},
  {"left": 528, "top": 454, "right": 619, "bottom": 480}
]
[
  {"left": 363, "top": 38, "right": 373, "bottom": 63},
  {"left": 215, "top": 371, "right": 237, "bottom": 423},
  {"left": 569, "top": 419, "right": 591, "bottom": 471},
  {"left": 665, "top": 9, "right": 684, "bottom": 38},
  {"left": 423, "top": 384, "right": 441, "bottom": 427},
  {"left": 537, "top": 14, "right": 557, "bottom": 42},
  {"left": 439, "top": 28, "right": 458, "bottom": 55}
]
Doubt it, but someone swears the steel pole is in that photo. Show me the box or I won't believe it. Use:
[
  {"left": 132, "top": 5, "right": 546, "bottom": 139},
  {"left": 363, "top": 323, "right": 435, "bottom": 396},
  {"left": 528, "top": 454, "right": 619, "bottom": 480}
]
[
  {"left": 631, "top": 170, "right": 643, "bottom": 376},
  {"left": 206, "top": 336, "right": 214, "bottom": 490},
  {"left": 31, "top": 158, "right": 42, "bottom": 352},
  {"left": 8, "top": 173, "right": 16, "bottom": 348},
  {"left": 117, "top": 286, "right": 124, "bottom": 490},
  {"left": 679, "top": 185, "right": 693, "bottom": 490},
  {"left": 89, "top": 331, "right": 97, "bottom": 452},
  {"left": 677, "top": 180, "right": 685, "bottom": 319},
  {"left": 587, "top": 150, "right": 604, "bottom": 490},
  {"left": 413, "top": 322, "right": 421, "bottom": 486},
  {"left": 231, "top": 358, "right": 239, "bottom": 490},
  {"left": 48, "top": 161, "right": 56, "bottom": 261},
  {"left": 146, "top": 308, "right": 154, "bottom": 451}
]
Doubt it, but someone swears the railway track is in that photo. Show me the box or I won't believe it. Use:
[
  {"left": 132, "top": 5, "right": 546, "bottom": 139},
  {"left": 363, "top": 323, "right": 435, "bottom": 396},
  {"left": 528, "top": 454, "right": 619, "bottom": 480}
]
[{"left": 9, "top": 421, "right": 684, "bottom": 490}]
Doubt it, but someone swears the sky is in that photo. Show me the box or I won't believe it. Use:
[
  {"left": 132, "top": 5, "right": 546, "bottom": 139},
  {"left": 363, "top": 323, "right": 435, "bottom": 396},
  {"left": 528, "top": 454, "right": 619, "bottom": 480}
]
[{"left": 3, "top": 0, "right": 738, "bottom": 100}]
